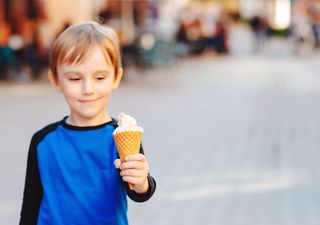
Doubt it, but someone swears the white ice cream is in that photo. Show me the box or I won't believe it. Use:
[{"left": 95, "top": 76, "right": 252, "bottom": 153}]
[{"left": 113, "top": 112, "right": 144, "bottom": 135}]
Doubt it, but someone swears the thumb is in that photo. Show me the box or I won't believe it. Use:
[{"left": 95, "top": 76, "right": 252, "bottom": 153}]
[{"left": 114, "top": 159, "right": 121, "bottom": 169}]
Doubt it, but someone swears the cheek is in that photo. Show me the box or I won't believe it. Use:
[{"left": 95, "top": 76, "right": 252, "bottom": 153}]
[
  {"left": 98, "top": 81, "right": 114, "bottom": 96},
  {"left": 61, "top": 84, "right": 79, "bottom": 99},
  {"left": 99, "top": 87, "right": 113, "bottom": 97}
]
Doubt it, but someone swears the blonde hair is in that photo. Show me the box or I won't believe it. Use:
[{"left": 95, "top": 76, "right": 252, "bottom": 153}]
[{"left": 49, "top": 21, "right": 121, "bottom": 80}]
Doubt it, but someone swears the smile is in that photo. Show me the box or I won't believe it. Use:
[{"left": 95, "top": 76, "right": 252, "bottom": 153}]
[{"left": 79, "top": 98, "right": 100, "bottom": 103}]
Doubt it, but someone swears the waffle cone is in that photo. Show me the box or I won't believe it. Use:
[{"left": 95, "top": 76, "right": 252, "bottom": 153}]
[{"left": 114, "top": 131, "right": 143, "bottom": 190}]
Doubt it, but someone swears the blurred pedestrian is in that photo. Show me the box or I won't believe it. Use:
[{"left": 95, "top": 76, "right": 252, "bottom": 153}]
[
  {"left": 249, "top": 15, "right": 268, "bottom": 52},
  {"left": 212, "top": 16, "right": 229, "bottom": 53},
  {"left": 308, "top": 0, "right": 320, "bottom": 48},
  {"left": 291, "top": 0, "right": 314, "bottom": 52},
  {"left": 175, "top": 5, "right": 206, "bottom": 55},
  {"left": 25, "top": 19, "right": 52, "bottom": 79},
  {"left": 0, "top": 19, "right": 15, "bottom": 80},
  {"left": 19, "top": 21, "right": 156, "bottom": 225}
]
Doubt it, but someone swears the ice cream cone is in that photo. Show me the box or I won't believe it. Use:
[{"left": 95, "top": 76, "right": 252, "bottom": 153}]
[{"left": 114, "top": 130, "right": 143, "bottom": 190}]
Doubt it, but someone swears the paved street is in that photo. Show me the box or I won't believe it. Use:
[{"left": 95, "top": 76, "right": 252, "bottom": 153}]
[{"left": 1, "top": 40, "right": 320, "bottom": 224}]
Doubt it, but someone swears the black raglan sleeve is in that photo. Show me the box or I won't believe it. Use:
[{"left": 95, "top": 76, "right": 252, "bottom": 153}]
[
  {"left": 19, "top": 134, "right": 44, "bottom": 225},
  {"left": 111, "top": 119, "right": 156, "bottom": 202},
  {"left": 125, "top": 144, "right": 156, "bottom": 202}
]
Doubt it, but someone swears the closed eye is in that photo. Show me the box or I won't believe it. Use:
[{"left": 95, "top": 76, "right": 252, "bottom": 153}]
[{"left": 69, "top": 78, "right": 81, "bottom": 81}]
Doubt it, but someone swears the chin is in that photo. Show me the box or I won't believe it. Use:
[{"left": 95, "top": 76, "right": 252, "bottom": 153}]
[
  {"left": 73, "top": 109, "right": 100, "bottom": 120},
  {"left": 80, "top": 112, "right": 101, "bottom": 120}
]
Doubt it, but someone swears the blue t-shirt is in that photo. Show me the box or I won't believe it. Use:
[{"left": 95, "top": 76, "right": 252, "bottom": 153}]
[
  {"left": 37, "top": 119, "right": 127, "bottom": 224},
  {"left": 19, "top": 117, "right": 156, "bottom": 225}
]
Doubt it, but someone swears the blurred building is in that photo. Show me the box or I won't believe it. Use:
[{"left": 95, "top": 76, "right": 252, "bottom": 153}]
[
  {"left": 239, "top": 0, "right": 292, "bottom": 30},
  {"left": 1, "top": 0, "right": 318, "bottom": 80},
  {"left": 0, "top": 0, "right": 162, "bottom": 42}
]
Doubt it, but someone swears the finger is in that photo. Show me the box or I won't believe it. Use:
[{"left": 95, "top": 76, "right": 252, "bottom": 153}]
[
  {"left": 120, "top": 169, "right": 146, "bottom": 177},
  {"left": 114, "top": 159, "right": 121, "bottom": 169},
  {"left": 122, "top": 176, "right": 143, "bottom": 185},
  {"left": 124, "top": 153, "right": 145, "bottom": 162},
  {"left": 120, "top": 161, "right": 146, "bottom": 170}
]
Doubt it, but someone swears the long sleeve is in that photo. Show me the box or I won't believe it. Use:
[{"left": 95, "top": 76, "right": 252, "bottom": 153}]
[
  {"left": 19, "top": 134, "right": 44, "bottom": 225},
  {"left": 125, "top": 144, "right": 156, "bottom": 202},
  {"left": 126, "top": 174, "right": 156, "bottom": 202}
]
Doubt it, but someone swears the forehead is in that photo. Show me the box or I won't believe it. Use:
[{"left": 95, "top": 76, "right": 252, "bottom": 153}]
[
  {"left": 59, "top": 45, "right": 112, "bottom": 69},
  {"left": 58, "top": 46, "right": 113, "bottom": 73}
]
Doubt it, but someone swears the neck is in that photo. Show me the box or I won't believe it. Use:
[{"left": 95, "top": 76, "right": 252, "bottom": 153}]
[{"left": 67, "top": 112, "right": 111, "bottom": 127}]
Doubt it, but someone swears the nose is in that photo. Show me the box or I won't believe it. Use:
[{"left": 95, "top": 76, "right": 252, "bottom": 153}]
[{"left": 82, "top": 79, "right": 94, "bottom": 95}]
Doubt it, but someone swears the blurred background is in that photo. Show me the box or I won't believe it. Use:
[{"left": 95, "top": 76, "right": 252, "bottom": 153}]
[{"left": 1, "top": 0, "right": 320, "bottom": 224}]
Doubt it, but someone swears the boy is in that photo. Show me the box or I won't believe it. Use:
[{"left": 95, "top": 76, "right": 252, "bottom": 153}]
[{"left": 19, "top": 21, "right": 156, "bottom": 225}]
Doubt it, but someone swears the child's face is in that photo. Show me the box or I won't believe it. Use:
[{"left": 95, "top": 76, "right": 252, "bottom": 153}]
[{"left": 50, "top": 47, "right": 122, "bottom": 123}]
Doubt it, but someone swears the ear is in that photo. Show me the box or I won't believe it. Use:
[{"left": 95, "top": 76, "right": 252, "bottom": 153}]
[
  {"left": 112, "top": 68, "right": 123, "bottom": 90},
  {"left": 48, "top": 70, "right": 62, "bottom": 92}
]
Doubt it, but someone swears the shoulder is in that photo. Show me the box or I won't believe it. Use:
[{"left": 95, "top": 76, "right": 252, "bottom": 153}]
[{"left": 31, "top": 119, "right": 62, "bottom": 146}]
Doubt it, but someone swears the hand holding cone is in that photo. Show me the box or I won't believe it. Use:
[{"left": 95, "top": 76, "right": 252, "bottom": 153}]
[{"left": 113, "top": 113, "right": 144, "bottom": 190}]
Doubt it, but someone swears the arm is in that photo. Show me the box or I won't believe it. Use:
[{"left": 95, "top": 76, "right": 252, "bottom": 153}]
[
  {"left": 125, "top": 173, "right": 156, "bottom": 202},
  {"left": 115, "top": 144, "right": 156, "bottom": 202},
  {"left": 19, "top": 134, "right": 43, "bottom": 225}
]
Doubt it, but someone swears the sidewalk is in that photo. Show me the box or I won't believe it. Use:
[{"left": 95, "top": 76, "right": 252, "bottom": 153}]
[
  {"left": 2, "top": 52, "right": 320, "bottom": 224},
  {"left": 1, "top": 27, "right": 320, "bottom": 224}
]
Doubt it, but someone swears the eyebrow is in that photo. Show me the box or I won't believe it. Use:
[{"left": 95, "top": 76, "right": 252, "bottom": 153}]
[{"left": 63, "top": 70, "right": 111, "bottom": 76}]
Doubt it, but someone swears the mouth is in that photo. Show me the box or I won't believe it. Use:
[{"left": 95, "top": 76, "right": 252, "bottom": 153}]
[{"left": 79, "top": 98, "right": 100, "bottom": 103}]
